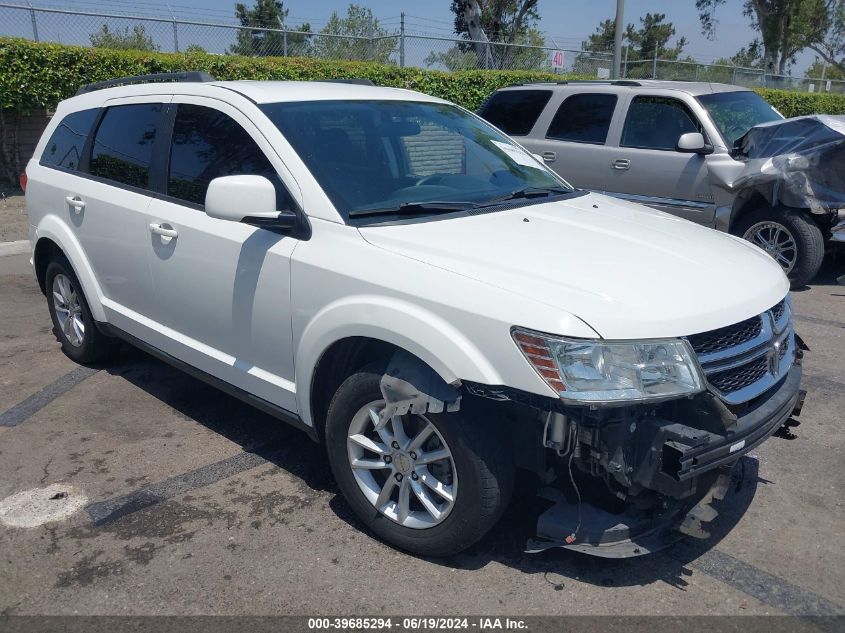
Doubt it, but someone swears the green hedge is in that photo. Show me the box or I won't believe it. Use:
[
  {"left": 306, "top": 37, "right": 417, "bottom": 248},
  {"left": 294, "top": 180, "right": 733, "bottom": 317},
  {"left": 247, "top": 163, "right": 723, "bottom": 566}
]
[
  {"left": 756, "top": 88, "right": 845, "bottom": 117},
  {"left": 4, "top": 37, "right": 844, "bottom": 116},
  {"left": 0, "top": 37, "right": 571, "bottom": 114}
]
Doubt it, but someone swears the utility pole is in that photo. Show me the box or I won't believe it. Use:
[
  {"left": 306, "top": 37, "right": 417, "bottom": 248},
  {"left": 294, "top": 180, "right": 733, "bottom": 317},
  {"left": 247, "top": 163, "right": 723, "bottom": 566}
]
[
  {"left": 400, "top": 12, "right": 405, "bottom": 68},
  {"left": 612, "top": 0, "right": 624, "bottom": 79},
  {"left": 168, "top": 5, "right": 178, "bottom": 52},
  {"left": 27, "top": 1, "right": 39, "bottom": 42}
]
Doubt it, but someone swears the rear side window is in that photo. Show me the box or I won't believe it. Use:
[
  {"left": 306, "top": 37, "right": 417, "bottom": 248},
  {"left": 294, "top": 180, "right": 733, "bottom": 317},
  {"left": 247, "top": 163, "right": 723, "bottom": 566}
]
[
  {"left": 40, "top": 108, "right": 99, "bottom": 171},
  {"left": 621, "top": 96, "right": 702, "bottom": 151},
  {"left": 478, "top": 90, "right": 552, "bottom": 136},
  {"left": 546, "top": 94, "right": 617, "bottom": 144},
  {"left": 89, "top": 103, "right": 163, "bottom": 189},
  {"left": 167, "top": 104, "right": 286, "bottom": 207}
]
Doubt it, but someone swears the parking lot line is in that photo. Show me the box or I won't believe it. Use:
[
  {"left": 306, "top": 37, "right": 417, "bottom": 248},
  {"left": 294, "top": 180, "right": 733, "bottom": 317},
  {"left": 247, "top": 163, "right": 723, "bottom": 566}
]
[
  {"left": 670, "top": 543, "right": 844, "bottom": 619},
  {"left": 794, "top": 314, "right": 845, "bottom": 329},
  {"left": 0, "top": 366, "right": 99, "bottom": 427},
  {"left": 85, "top": 445, "right": 290, "bottom": 525}
]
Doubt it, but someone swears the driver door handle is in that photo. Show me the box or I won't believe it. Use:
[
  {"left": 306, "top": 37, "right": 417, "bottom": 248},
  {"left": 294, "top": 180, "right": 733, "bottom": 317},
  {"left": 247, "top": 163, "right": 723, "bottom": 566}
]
[
  {"left": 149, "top": 223, "right": 178, "bottom": 238},
  {"left": 65, "top": 195, "right": 86, "bottom": 211},
  {"left": 612, "top": 158, "right": 631, "bottom": 170}
]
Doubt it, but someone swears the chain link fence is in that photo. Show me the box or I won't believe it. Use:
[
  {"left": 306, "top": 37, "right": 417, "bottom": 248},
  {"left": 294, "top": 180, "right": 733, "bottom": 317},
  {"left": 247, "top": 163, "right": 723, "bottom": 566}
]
[{"left": 1, "top": 2, "right": 843, "bottom": 93}]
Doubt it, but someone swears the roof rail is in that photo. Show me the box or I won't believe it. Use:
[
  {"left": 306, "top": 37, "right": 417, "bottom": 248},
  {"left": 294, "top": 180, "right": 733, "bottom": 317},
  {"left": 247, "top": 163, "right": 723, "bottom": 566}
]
[
  {"left": 508, "top": 79, "right": 642, "bottom": 88},
  {"left": 75, "top": 71, "right": 216, "bottom": 96},
  {"left": 316, "top": 78, "right": 376, "bottom": 86}
]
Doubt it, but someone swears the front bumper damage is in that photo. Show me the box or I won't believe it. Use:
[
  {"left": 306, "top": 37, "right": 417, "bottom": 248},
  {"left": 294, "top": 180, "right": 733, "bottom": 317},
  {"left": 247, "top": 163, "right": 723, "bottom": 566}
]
[
  {"left": 468, "top": 360, "right": 806, "bottom": 558},
  {"left": 526, "top": 365, "right": 804, "bottom": 558}
]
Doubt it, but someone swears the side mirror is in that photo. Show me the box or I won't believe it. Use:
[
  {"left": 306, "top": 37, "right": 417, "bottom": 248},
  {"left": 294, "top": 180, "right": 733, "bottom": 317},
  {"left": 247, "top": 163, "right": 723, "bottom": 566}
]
[
  {"left": 676, "top": 132, "right": 713, "bottom": 155},
  {"left": 205, "top": 175, "right": 296, "bottom": 230}
]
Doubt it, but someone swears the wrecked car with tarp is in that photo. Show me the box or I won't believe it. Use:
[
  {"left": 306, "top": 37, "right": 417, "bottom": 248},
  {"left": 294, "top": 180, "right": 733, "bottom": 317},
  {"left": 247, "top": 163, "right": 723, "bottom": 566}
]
[{"left": 726, "top": 114, "right": 845, "bottom": 257}]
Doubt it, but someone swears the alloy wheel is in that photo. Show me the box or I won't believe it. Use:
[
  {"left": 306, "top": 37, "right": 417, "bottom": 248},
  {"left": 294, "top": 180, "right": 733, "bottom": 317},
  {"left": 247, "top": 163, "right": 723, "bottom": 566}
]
[
  {"left": 743, "top": 221, "right": 798, "bottom": 274},
  {"left": 347, "top": 401, "right": 457, "bottom": 529},
  {"left": 52, "top": 273, "right": 85, "bottom": 347}
]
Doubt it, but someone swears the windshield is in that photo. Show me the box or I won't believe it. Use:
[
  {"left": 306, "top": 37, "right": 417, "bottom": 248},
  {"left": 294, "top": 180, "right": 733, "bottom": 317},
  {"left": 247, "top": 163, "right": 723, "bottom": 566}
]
[
  {"left": 260, "top": 100, "right": 571, "bottom": 221},
  {"left": 697, "top": 91, "right": 783, "bottom": 147}
]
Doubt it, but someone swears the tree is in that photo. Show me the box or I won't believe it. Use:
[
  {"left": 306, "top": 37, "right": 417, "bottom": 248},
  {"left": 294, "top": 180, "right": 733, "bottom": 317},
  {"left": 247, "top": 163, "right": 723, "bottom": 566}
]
[
  {"left": 807, "top": 0, "right": 845, "bottom": 76},
  {"left": 805, "top": 58, "right": 844, "bottom": 80},
  {"left": 89, "top": 24, "right": 158, "bottom": 51},
  {"left": 696, "top": 0, "right": 836, "bottom": 76},
  {"left": 626, "top": 13, "right": 687, "bottom": 60},
  {"left": 583, "top": 13, "right": 687, "bottom": 59},
  {"left": 579, "top": 13, "right": 687, "bottom": 78},
  {"left": 229, "top": 0, "right": 312, "bottom": 57},
  {"left": 312, "top": 4, "right": 397, "bottom": 64},
  {"left": 426, "top": 1, "right": 547, "bottom": 70},
  {"left": 184, "top": 44, "right": 208, "bottom": 54}
]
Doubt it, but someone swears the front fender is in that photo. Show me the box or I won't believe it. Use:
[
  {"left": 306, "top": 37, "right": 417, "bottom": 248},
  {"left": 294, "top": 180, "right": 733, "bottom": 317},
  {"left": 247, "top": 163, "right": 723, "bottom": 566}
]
[
  {"left": 34, "top": 216, "right": 106, "bottom": 322},
  {"left": 294, "top": 295, "right": 505, "bottom": 427}
]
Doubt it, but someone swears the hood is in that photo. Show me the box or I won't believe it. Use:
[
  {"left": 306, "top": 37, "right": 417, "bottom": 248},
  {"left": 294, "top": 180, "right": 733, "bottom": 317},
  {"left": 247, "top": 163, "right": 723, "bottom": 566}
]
[{"left": 359, "top": 194, "right": 789, "bottom": 339}]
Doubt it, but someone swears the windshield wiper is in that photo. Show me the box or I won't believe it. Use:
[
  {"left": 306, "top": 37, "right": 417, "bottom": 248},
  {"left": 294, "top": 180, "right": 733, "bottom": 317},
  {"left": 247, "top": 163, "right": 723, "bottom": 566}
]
[
  {"left": 348, "top": 201, "right": 477, "bottom": 218},
  {"left": 478, "top": 186, "right": 572, "bottom": 208}
]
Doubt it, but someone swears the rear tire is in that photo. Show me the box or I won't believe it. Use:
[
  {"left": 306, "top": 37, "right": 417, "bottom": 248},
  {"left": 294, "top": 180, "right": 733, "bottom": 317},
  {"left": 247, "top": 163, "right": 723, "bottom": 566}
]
[
  {"left": 325, "top": 364, "right": 514, "bottom": 557},
  {"left": 734, "top": 206, "right": 824, "bottom": 288},
  {"left": 45, "top": 254, "right": 115, "bottom": 364}
]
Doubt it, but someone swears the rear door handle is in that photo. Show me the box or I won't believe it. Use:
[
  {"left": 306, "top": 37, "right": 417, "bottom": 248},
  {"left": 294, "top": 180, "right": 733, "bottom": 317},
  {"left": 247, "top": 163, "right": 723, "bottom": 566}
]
[
  {"left": 542, "top": 151, "right": 556, "bottom": 163},
  {"left": 149, "top": 223, "right": 178, "bottom": 239},
  {"left": 65, "top": 195, "right": 85, "bottom": 211},
  {"left": 612, "top": 158, "right": 631, "bottom": 170}
]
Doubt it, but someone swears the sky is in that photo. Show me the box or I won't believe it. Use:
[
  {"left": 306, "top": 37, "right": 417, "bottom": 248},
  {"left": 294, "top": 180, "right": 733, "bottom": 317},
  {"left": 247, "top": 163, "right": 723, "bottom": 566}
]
[{"left": 12, "top": 0, "right": 822, "bottom": 73}]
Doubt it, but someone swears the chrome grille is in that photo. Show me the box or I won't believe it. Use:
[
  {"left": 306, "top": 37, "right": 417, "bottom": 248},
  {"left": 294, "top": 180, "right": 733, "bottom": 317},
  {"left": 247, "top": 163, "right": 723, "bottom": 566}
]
[
  {"left": 708, "top": 356, "right": 769, "bottom": 393},
  {"left": 772, "top": 299, "right": 786, "bottom": 323},
  {"left": 688, "top": 316, "right": 762, "bottom": 356},
  {"left": 687, "top": 297, "right": 794, "bottom": 405}
]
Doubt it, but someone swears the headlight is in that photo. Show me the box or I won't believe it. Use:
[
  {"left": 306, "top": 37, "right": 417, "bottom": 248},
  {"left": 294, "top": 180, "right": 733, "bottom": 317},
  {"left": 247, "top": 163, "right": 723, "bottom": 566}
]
[{"left": 512, "top": 328, "right": 704, "bottom": 404}]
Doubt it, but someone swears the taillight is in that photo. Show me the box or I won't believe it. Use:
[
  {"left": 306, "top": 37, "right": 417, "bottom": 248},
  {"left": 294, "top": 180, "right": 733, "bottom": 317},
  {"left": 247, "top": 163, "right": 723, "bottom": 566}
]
[{"left": 19, "top": 171, "right": 27, "bottom": 192}]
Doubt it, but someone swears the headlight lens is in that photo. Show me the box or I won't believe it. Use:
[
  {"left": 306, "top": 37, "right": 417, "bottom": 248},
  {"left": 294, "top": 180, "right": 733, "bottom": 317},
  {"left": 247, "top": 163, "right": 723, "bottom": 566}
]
[{"left": 513, "top": 328, "right": 704, "bottom": 404}]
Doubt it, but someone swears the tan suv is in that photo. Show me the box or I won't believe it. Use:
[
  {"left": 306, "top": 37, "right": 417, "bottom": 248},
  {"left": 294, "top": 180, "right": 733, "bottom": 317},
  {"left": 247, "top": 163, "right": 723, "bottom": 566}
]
[{"left": 479, "top": 80, "right": 845, "bottom": 287}]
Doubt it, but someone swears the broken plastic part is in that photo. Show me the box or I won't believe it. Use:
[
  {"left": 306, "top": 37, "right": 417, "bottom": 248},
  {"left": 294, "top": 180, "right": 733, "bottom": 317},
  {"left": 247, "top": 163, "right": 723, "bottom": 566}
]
[
  {"left": 378, "top": 349, "right": 461, "bottom": 422},
  {"left": 730, "top": 115, "right": 845, "bottom": 214}
]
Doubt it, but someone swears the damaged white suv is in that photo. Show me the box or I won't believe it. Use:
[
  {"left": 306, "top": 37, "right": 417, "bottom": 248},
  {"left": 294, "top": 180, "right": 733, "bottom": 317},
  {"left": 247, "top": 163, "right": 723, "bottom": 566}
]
[{"left": 25, "top": 74, "right": 806, "bottom": 557}]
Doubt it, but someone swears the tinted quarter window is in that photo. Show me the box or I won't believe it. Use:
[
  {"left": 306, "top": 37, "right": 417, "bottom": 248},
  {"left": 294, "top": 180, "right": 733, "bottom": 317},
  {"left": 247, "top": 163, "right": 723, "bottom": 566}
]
[
  {"left": 546, "top": 93, "right": 617, "bottom": 144},
  {"left": 168, "top": 104, "right": 285, "bottom": 207},
  {"left": 478, "top": 90, "right": 552, "bottom": 136},
  {"left": 89, "top": 103, "right": 162, "bottom": 189},
  {"left": 40, "top": 108, "right": 99, "bottom": 171},
  {"left": 621, "top": 96, "right": 702, "bottom": 151}
]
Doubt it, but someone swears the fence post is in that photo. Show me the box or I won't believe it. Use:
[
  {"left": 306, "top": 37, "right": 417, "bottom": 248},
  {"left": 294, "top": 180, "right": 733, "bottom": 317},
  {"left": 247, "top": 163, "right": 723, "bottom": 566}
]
[
  {"left": 168, "top": 5, "right": 179, "bottom": 52},
  {"left": 652, "top": 48, "right": 658, "bottom": 79},
  {"left": 399, "top": 12, "right": 405, "bottom": 68},
  {"left": 27, "top": 1, "right": 39, "bottom": 42},
  {"left": 277, "top": 16, "right": 288, "bottom": 56},
  {"left": 622, "top": 45, "right": 628, "bottom": 78}
]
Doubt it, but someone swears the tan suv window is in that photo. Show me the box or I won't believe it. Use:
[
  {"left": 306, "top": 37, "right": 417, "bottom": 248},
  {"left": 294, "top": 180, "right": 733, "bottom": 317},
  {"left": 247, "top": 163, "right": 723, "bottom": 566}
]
[{"left": 621, "top": 96, "right": 702, "bottom": 151}]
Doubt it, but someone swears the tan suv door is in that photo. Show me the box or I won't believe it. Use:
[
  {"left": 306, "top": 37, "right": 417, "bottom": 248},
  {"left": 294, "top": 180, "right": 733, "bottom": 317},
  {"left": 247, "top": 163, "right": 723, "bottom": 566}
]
[
  {"left": 604, "top": 95, "right": 716, "bottom": 224},
  {"left": 519, "top": 91, "right": 622, "bottom": 192}
]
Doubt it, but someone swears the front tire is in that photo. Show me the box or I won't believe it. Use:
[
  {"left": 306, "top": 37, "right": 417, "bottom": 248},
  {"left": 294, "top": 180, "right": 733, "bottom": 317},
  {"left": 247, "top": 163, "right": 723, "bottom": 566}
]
[
  {"left": 735, "top": 207, "right": 825, "bottom": 288},
  {"left": 325, "top": 365, "right": 513, "bottom": 557},
  {"left": 45, "top": 255, "right": 114, "bottom": 364}
]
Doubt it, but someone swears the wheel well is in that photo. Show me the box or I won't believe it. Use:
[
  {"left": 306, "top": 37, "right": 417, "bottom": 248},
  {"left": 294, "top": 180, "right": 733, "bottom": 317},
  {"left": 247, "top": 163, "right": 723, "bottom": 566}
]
[
  {"left": 730, "top": 192, "right": 825, "bottom": 235},
  {"left": 309, "top": 337, "right": 398, "bottom": 443},
  {"left": 33, "top": 238, "right": 63, "bottom": 295},
  {"left": 729, "top": 191, "right": 769, "bottom": 234}
]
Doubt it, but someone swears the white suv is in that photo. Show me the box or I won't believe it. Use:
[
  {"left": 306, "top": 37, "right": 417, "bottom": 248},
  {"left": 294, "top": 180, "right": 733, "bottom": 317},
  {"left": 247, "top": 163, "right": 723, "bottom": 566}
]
[{"left": 25, "top": 73, "right": 805, "bottom": 558}]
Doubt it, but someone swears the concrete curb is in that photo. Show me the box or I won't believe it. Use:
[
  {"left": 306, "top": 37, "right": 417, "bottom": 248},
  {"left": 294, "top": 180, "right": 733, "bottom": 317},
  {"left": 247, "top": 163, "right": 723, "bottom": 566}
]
[{"left": 0, "top": 240, "right": 29, "bottom": 257}]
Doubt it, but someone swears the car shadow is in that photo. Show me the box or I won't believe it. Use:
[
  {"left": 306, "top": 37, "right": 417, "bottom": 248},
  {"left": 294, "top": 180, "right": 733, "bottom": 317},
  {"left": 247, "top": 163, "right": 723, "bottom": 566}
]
[
  {"left": 103, "top": 347, "right": 337, "bottom": 495},
  {"left": 103, "top": 346, "right": 767, "bottom": 589},
  {"left": 794, "top": 251, "right": 845, "bottom": 291}
]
